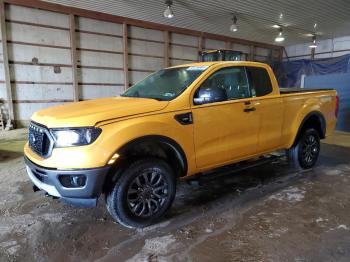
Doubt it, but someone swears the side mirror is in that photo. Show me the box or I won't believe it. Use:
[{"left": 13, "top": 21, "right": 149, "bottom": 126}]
[
  {"left": 193, "top": 87, "right": 227, "bottom": 105},
  {"left": 193, "top": 97, "right": 206, "bottom": 105}
]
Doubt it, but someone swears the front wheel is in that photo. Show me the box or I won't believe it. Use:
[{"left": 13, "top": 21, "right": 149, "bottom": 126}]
[
  {"left": 287, "top": 128, "right": 320, "bottom": 169},
  {"left": 106, "top": 158, "right": 176, "bottom": 228}
]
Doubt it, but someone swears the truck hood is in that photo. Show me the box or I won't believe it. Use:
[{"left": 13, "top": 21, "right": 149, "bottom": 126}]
[{"left": 31, "top": 97, "right": 169, "bottom": 128}]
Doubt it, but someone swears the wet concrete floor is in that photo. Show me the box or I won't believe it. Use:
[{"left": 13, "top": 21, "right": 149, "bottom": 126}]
[{"left": 0, "top": 129, "right": 350, "bottom": 261}]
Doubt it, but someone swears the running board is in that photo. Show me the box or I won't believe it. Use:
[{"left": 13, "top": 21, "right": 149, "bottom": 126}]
[{"left": 186, "top": 154, "right": 284, "bottom": 185}]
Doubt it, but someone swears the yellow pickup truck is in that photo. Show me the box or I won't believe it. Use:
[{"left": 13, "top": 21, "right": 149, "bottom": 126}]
[{"left": 24, "top": 61, "right": 338, "bottom": 228}]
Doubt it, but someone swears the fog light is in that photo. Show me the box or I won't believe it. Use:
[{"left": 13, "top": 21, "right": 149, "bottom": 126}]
[{"left": 59, "top": 175, "right": 86, "bottom": 188}]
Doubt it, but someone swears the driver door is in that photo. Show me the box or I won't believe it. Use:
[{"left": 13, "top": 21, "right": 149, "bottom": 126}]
[{"left": 192, "top": 66, "right": 260, "bottom": 169}]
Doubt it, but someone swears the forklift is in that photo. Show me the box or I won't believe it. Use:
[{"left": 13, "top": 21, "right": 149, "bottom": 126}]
[{"left": 199, "top": 49, "right": 247, "bottom": 62}]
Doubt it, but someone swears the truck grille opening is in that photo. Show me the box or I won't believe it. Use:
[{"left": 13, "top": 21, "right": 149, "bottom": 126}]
[{"left": 28, "top": 122, "right": 53, "bottom": 158}]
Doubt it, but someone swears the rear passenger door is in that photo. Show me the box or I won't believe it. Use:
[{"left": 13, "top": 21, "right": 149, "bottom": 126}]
[{"left": 245, "top": 66, "right": 284, "bottom": 152}]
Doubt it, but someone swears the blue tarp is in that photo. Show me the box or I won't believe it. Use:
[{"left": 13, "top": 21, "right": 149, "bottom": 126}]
[
  {"left": 304, "top": 73, "right": 350, "bottom": 132},
  {"left": 271, "top": 54, "right": 350, "bottom": 88}
]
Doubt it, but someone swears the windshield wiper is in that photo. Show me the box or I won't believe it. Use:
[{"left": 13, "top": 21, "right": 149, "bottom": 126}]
[
  {"left": 120, "top": 94, "right": 165, "bottom": 101},
  {"left": 143, "top": 96, "right": 165, "bottom": 101}
]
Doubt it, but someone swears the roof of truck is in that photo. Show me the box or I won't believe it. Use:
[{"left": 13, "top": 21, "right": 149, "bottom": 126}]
[{"left": 169, "top": 61, "right": 269, "bottom": 69}]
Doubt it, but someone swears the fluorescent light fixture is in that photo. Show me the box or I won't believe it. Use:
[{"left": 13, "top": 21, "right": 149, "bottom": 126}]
[
  {"left": 275, "top": 28, "right": 285, "bottom": 42},
  {"left": 309, "top": 35, "right": 317, "bottom": 48},
  {"left": 230, "top": 15, "right": 238, "bottom": 32},
  {"left": 163, "top": 0, "right": 174, "bottom": 18}
]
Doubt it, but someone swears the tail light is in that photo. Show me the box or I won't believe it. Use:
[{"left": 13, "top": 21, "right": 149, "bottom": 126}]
[{"left": 335, "top": 95, "right": 339, "bottom": 118}]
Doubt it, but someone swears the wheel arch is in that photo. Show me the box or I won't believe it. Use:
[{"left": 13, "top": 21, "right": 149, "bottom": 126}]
[
  {"left": 292, "top": 111, "right": 326, "bottom": 146},
  {"left": 115, "top": 135, "right": 188, "bottom": 178}
]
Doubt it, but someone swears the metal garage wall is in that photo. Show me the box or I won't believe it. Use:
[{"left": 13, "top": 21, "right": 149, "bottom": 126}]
[
  {"left": 0, "top": 1, "right": 282, "bottom": 127},
  {"left": 255, "top": 47, "right": 271, "bottom": 62},
  {"left": 285, "top": 35, "right": 350, "bottom": 61},
  {"left": 169, "top": 33, "right": 198, "bottom": 66},
  {"left": 6, "top": 5, "right": 72, "bottom": 124},
  {"left": 76, "top": 17, "right": 124, "bottom": 99},
  {"left": 304, "top": 73, "right": 350, "bottom": 132},
  {"left": 0, "top": 23, "right": 5, "bottom": 121},
  {"left": 128, "top": 26, "right": 164, "bottom": 85}
]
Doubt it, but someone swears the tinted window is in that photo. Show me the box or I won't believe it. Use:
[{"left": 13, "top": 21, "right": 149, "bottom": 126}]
[
  {"left": 122, "top": 66, "right": 208, "bottom": 101},
  {"left": 246, "top": 67, "right": 272, "bottom": 97},
  {"left": 194, "top": 67, "right": 250, "bottom": 105}
]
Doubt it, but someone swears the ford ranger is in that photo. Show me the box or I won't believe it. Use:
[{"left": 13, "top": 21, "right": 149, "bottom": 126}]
[{"left": 24, "top": 61, "right": 338, "bottom": 228}]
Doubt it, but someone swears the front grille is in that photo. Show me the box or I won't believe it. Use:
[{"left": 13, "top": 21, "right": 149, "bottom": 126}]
[{"left": 28, "top": 122, "right": 53, "bottom": 158}]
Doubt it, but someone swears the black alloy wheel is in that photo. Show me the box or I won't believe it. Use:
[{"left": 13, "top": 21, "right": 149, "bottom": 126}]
[
  {"left": 287, "top": 128, "right": 320, "bottom": 169},
  {"left": 126, "top": 169, "right": 169, "bottom": 218},
  {"left": 106, "top": 158, "right": 176, "bottom": 228},
  {"left": 299, "top": 131, "right": 320, "bottom": 167}
]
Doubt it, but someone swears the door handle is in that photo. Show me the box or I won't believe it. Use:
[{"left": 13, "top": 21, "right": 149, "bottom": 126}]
[{"left": 244, "top": 107, "right": 256, "bottom": 112}]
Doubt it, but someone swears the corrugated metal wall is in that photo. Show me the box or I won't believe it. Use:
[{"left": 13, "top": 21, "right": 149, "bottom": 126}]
[
  {"left": 285, "top": 35, "right": 350, "bottom": 61},
  {"left": 0, "top": 3, "right": 276, "bottom": 126}
]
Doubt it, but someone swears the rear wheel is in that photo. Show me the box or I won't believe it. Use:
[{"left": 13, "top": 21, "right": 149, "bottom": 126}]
[
  {"left": 106, "top": 158, "right": 176, "bottom": 228},
  {"left": 287, "top": 128, "right": 320, "bottom": 169}
]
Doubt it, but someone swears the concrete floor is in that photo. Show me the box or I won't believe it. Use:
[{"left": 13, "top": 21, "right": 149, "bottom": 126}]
[{"left": 0, "top": 129, "right": 350, "bottom": 262}]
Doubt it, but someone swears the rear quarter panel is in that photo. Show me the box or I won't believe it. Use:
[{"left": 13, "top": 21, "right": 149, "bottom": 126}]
[{"left": 281, "top": 90, "right": 337, "bottom": 149}]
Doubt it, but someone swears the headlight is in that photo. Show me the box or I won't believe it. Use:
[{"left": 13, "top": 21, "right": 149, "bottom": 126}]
[{"left": 50, "top": 127, "right": 102, "bottom": 148}]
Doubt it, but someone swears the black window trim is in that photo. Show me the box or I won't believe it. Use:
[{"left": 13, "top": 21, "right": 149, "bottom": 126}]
[
  {"left": 245, "top": 65, "right": 273, "bottom": 97},
  {"left": 192, "top": 65, "right": 252, "bottom": 106}
]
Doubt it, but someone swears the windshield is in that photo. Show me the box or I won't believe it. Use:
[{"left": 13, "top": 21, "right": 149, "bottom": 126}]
[{"left": 121, "top": 66, "right": 209, "bottom": 101}]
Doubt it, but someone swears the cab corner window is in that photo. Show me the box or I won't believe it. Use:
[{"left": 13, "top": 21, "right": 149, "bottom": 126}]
[
  {"left": 194, "top": 67, "right": 250, "bottom": 105},
  {"left": 246, "top": 67, "right": 273, "bottom": 97}
]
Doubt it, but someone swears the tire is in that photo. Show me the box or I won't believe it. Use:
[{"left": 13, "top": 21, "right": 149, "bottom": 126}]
[
  {"left": 287, "top": 128, "right": 320, "bottom": 169},
  {"left": 106, "top": 158, "right": 176, "bottom": 228}
]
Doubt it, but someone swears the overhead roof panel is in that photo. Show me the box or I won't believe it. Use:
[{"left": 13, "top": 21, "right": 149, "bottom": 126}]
[{"left": 42, "top": 0, "right": 350, "bottom": 45}]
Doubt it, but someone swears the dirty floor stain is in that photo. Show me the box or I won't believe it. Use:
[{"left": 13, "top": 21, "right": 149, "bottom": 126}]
[{"left": 1, "top": 129, "right": 350, "bottom": 261}]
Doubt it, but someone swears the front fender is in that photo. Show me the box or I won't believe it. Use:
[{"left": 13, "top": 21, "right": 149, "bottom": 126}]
[{"left": 98, "top": 111, "right": 196, "bottom": 174}]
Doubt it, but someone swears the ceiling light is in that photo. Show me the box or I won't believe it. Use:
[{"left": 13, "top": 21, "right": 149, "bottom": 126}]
[
  {"left": 272, "top": 24, "right": 281, "bottom": 29},
  {"left": 309, "top": 35, "right": 317, "bottom": 48},
  {"left": 275, "top": 28, "right": 285, "bottom": 42},
  {"left": 163, "top": 0, "right": 174, "bottom": 19},
  {"left": 279, "top": 13, "right": 283, "bottom": 19},
  {"left": 230, "top": 15, "right": 238, "bottom": 32}
]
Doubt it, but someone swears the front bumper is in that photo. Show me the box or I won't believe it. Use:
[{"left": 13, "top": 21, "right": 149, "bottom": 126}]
[{"left": 24, "top": 156, "right": 110, "bottom": 207}]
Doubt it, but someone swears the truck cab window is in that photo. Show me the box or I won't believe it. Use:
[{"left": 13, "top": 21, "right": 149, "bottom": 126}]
[
  {"left": 246, "top": 67, "right": 273, "bottom": 97},
  {"left": 194, "top": 67, "right": 250, "bottom": 105}
]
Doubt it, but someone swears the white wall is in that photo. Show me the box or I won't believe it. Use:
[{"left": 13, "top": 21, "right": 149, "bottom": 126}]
[{"left": 285, "top": 35, "right": 350, "bottom": 61}]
